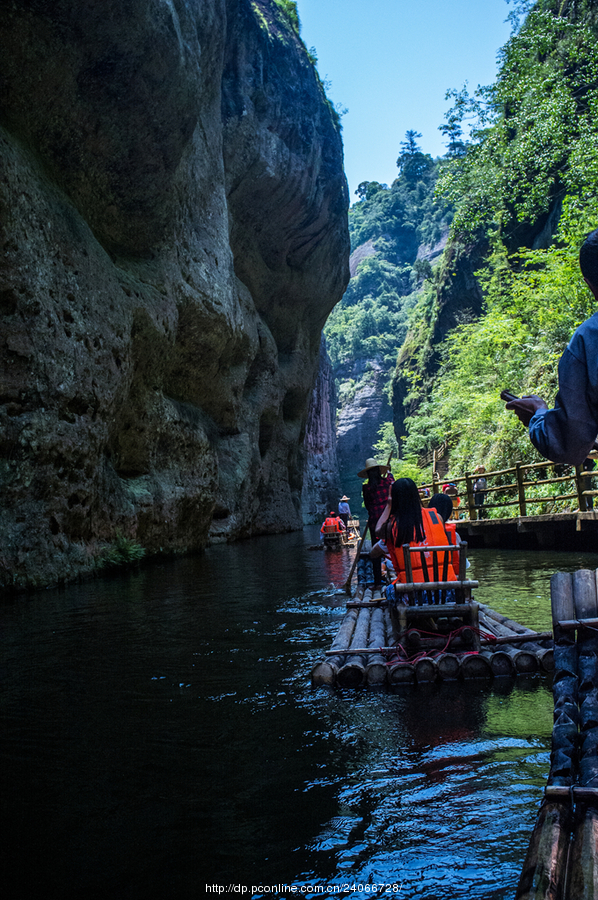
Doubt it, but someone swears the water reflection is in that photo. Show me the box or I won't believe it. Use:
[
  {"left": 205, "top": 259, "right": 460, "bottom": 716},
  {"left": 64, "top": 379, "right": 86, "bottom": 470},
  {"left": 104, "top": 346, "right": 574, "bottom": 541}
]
[{"left": 1, "top": 532, "right": 597, "bottom": 900}]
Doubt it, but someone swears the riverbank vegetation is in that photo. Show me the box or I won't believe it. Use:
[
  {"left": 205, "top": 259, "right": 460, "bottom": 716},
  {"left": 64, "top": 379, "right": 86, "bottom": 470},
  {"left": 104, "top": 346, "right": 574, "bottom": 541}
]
[{"left": 390, "top": 1, "right": 598, "bottom": 505}]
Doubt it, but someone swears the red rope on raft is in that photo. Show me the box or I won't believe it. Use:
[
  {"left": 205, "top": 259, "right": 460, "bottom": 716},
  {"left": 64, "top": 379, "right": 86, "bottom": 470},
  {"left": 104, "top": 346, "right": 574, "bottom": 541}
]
[{"left": 384, "top": 625, "right": 496, "bottom": 666}]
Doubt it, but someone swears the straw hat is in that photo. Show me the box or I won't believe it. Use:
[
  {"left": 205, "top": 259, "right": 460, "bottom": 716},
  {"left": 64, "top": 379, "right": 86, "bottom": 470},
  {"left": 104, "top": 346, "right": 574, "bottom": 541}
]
[
  {"left": 340, "top": 495, "right": 350, "bottom": 501},
  {"left": 357, "top": 457, "right": 389, "bottom": 478}
]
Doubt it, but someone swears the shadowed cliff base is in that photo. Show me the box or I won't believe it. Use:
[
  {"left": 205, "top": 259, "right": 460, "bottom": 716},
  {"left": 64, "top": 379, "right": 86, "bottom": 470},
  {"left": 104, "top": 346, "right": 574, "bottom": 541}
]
[{"left": 0, "top": 0, "right": 349, "bottom": 591}]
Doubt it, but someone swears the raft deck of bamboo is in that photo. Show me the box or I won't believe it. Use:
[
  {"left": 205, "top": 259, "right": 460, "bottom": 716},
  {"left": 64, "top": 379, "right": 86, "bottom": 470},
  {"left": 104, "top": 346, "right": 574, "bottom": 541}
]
[
  {"left": 311, "top": 582, "right": 554, "bottom": 689},
  {"left": 515, "top": 568, "right": 598, "bottom": 900}
]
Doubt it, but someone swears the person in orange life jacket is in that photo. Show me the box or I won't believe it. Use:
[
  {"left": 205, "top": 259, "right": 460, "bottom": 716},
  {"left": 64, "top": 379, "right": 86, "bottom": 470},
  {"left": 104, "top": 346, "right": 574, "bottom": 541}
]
[
  {"left": 375, "top": 478, "right": 457, "bottom": 586},
  {"left": 428, "top": 492, "right": 465, "bottom": 572},
  {"left": 359, "top": 457, "right": 395, "bottom": 587},
  {"left": 320, "top": 511, "right": 345, "bottom": 538}
]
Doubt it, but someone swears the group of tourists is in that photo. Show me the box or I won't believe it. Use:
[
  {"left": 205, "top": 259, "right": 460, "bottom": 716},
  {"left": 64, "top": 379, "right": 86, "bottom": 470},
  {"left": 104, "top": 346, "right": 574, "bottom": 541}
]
[{"left": 358, "top": 457, "right": 461, "bottom": 590}]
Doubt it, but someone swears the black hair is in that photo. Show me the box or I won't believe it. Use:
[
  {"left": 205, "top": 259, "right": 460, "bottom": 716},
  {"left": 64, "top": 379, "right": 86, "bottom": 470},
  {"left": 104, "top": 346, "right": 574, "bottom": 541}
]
[
  {"left": 388, "top": 478, "right": 425, "bottom": 547},
  {"left": 579, "top": 229, "right": 598, "bottom": 290},
  {"left": 428, "top": 492, "right": 453, "bottom": 522}
]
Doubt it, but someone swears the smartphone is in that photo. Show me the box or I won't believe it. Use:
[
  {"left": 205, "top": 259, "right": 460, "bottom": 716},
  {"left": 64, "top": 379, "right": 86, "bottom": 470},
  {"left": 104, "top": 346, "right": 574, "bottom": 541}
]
[{"left": 500, "top": 390, "right": 519, "bottom": 402}]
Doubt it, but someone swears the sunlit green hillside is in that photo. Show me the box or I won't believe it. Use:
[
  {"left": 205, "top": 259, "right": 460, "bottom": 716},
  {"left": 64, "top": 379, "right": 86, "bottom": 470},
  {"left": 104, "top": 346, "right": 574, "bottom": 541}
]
[
  {"left": 325, "top": 132, "right": 452, "bottom": 389},
  {"left": 396, "top": 0, "right": 598, "bottom": 482}
]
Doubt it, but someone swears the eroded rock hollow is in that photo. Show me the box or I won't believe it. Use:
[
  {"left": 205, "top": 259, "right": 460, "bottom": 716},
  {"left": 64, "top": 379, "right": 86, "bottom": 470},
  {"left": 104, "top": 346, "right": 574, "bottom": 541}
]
[{"left": 0, "top": 0, "right": 350, "bottom": 589}]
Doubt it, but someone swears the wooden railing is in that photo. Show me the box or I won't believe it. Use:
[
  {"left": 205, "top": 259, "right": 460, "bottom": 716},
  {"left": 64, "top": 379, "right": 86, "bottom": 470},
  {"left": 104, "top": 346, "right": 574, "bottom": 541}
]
[{"left": 419, "top": 460, "right": 598, "bottom": 520}]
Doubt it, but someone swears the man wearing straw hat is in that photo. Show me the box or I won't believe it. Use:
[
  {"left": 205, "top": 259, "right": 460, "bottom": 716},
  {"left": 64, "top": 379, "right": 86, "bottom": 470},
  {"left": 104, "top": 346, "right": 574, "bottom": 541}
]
[
  {"left": 338, "top": 495, "right": 351, "bottom": 529},
  {"left": 358, "top": 458, "right": 394, "bottom": 588}
]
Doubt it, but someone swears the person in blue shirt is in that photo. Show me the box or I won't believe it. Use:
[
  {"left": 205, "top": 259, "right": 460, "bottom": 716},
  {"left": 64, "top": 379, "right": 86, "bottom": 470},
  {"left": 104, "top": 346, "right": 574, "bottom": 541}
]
[{"left": 505, "top": 229, "right": 598, "bottom": 465}]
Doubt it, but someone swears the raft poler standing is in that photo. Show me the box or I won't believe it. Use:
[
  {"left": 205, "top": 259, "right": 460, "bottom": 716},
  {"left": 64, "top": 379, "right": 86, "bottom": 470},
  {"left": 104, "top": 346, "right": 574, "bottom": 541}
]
[
  {"left": 338, "top": 495, "right": 351, "bottom": 529},
  {"left": 358, "top": 457, "right": 394, "bottom": 588}
]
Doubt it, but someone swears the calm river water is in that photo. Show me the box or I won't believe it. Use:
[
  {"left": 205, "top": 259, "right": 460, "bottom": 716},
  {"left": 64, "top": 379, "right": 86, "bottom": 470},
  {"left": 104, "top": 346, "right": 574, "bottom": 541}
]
[{"left": 2, "top": 527, "right": 598, "bottom": 900}]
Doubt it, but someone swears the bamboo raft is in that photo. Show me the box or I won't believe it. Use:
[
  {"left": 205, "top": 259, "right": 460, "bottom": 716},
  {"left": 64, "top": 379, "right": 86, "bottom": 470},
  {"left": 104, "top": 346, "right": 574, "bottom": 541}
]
[
  {"left": 515, "top": 569, "right": 598, "bottom": 900},
  {"left": 311, "top": 550, "right": 554, "bottom": 688}
]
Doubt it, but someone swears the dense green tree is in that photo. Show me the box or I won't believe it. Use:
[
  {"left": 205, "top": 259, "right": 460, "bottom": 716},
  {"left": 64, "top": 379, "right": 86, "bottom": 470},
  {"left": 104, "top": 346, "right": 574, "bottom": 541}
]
[
  {"left": 437, "top": 4, "right": 598, "bottom": 240},
  {"left": 396, "top": 130, "right": 435, "bottom": 185}
]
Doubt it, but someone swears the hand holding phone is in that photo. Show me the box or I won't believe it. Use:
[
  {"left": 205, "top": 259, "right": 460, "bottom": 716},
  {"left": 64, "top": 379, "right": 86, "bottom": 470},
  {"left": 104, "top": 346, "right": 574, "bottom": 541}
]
[{"left": 500, "top": 390, "right": 519, "bottom": 403}]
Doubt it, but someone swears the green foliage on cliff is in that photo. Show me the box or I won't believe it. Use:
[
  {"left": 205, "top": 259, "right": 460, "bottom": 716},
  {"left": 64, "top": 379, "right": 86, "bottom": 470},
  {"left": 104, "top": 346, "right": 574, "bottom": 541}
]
[
  {"left": 437, "top": 3, "right": 598, "bottom": 239},
  {"left": 398, "top": 0, "right": 598, "bottom": 483},
  {"left": 97, "top": 534, "right": 146, "bottom": 570},
  {"left": 273, "top": 0, "right": 300, "bottom": 33},
  {"left": 325, "top": 134, "right": 452, "bottom": 377},
  {"left": 403, "top": 199, "right": 597, "bottom": 472},
  {"left": 350, "top": 158, "right": 450, "bottom": 256}
]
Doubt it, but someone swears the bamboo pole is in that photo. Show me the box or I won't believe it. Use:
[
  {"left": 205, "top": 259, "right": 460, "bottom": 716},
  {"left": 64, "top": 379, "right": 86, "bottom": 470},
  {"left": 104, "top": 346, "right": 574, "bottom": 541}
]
[
  {"left": 480, "top": 648, "right": 515, "bottom": 677},
  {"left": 366, "top": 606, "right": 388, "bottom": 685},
  {"left": 479, "top": 603, "right": 548, "bottom": 638},
  {"left": 336, "top": 659, "right": 366, "bottom": 688},
  {"left": 337, "top": 607, "right": 372, "bottom": 688},
  {"left": 487, "top": 632, "right": 553, "bottom": 645},
  {"left": 567, "top": 805, "right": 598, "bottom": 900},
  {"left": 330, "top": 608, "right": 359, "bottom": 651},
  {"left": 510, "top": 648, "right": 539, "bottom": 674},
  {"left": 573, "top": 569, "right": 598, "bottom": 620},
  {"left": 514, "top": 800, "right": 573, "bottom": 900},
  {"left": 551, "top": 572, "right": 575, "bottom": 643},
  {"left": 311, "top": 608, "right": 359, "bottom": 685},
  {"left": 556, "top": 617, "right": 598, "bottom": 631},
  {"left": 460, "top": 653, "right": 492, "bottom": 679},
  {"left": 387, "top": 661, "right": 415, "bottom": 684},
  {"left": 436, "top": 653, "right": 460, "bottom": 680},
  {"left": 415, "top": 656, "right": 438, "bottom": 683},
  {"left": 343, "top": 523, "right": 369, "bottom": 595},
  {"left": 311, "top": 657, "right": 342, "bottom": 686}
]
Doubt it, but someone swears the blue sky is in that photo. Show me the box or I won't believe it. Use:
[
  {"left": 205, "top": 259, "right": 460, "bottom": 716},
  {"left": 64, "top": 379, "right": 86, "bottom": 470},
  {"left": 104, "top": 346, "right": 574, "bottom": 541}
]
[{"left": 295, "top": 0, "right": 514, "bottom": 202}]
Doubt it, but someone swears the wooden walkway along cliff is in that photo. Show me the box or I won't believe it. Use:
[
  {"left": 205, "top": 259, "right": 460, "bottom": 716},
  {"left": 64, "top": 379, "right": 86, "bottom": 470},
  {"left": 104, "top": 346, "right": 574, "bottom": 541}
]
[
  {"left": 311, "top": 549, "right": 554, "bottom": 688},
  {"left": 515, "top": 569, "right": 598, "bottom": 900},
  {"left": 420, "top": 457, "right": 598, "bottom": 550}
]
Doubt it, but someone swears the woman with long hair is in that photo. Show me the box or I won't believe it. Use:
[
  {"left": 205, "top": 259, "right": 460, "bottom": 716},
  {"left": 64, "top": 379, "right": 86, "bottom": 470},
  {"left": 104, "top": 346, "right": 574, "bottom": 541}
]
[{"left": 376, "top": 477, "right": 456, "bottom": 585}]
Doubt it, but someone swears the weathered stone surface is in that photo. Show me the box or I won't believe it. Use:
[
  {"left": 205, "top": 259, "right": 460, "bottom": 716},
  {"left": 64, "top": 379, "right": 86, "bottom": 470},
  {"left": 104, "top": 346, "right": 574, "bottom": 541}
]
[
  {"left": 301, "top": 337, "right": 340, "bottom": 524},
  {"left": 0, "top": 0, "right": 349, "bottom": 589},
  {"left": 336, "top": 356, "right": 392, "bottom": 507}
]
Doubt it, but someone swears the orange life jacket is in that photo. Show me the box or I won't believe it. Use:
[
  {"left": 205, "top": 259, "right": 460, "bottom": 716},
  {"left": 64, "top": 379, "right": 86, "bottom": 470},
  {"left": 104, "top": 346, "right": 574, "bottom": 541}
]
[
  {"left": 444, "top": 521, "right": 461, "bottom": 572},
  {"left": 386, "top": 508, "right": 457, "bottom": 584},
  {"left": 321, "top": 516, "right": 343, "bottom": 533}
]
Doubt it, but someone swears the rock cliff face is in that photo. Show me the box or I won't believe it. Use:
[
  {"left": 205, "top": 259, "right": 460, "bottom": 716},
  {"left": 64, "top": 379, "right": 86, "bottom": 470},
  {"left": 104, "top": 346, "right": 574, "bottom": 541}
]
[
  {"left": 0, "top": 0, "right": 350, "bottom": 589},
  {"left": 301, "top": 338, "right": 340, "bottom": 524},
  {"left": 335, "top": 356, "right": 392, "bottom": 509}
]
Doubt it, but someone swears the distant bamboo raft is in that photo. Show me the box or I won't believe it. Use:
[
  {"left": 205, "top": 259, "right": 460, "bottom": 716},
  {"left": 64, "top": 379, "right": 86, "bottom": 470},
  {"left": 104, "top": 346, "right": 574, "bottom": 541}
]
[
  {"left": 515, "top": 569, "right": 598, "bottom": 900},
  {"left": 311, "top": 583, "right": 554, "bottom": 689}
]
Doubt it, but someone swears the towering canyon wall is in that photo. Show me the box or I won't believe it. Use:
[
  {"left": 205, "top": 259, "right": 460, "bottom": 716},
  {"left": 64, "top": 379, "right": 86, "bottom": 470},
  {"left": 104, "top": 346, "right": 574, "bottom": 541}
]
[
  {"left": 301, "top": 337, "right": 341, "bottom": 524},
  {"left": 0, "top": 0, "right": 350, "bottom": 590}
]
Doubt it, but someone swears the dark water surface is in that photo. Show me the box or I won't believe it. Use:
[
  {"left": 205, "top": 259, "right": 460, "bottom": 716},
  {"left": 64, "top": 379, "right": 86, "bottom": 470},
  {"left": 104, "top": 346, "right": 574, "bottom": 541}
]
[{"left": 2, "top": 529, "right": 598, "bottom": 900}]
